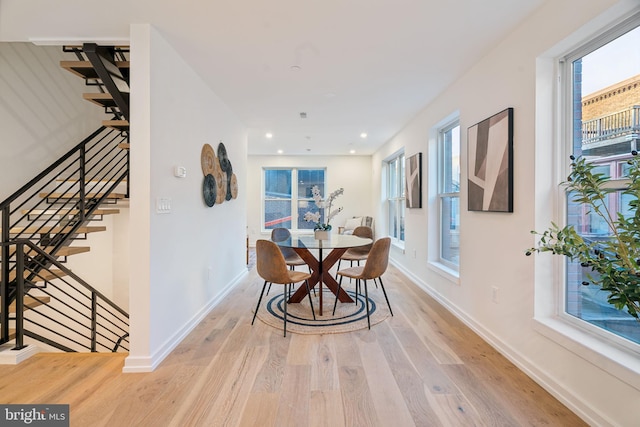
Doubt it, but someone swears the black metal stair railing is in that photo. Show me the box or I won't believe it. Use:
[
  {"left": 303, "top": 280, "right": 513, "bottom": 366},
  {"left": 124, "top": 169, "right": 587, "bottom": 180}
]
[
  {"left": 6, "top": 239, "right": 129, "bottom": 352},
  {"left": 0, "top": 125, "right": 129, "bottom": 349}
]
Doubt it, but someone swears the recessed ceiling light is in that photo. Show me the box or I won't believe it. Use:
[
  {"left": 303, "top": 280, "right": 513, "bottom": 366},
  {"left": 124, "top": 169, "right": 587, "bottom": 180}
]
[
  {"left": 360, "top": 132, "right": 367, "bottom": 139},
  {"left": 290, "top": 65, "right": 301, "bottom": 72},
  {"left": 277, "top": 149, "right": 283, "bottom": 154},
  {"left": 300, "top": 112, "right": 307, "bottom": 119},
  {"left": 265, "top": 132, "right": 273, "bottom": 139},
  {"left": 350, "top": 149, "right": 356, "bottom": 154}
]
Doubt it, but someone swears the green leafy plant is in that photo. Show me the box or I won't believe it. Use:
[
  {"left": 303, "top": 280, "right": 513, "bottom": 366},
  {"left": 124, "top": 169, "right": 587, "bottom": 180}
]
[{"left": 526, "top": 153, "right": 640, "bottom": 321}]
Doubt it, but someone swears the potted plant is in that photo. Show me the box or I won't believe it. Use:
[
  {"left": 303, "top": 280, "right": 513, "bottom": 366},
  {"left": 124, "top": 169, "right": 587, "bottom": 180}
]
[
  {"left": 526, "top": 153, "right": 640, "bottom": 321},
  {"left": 304, "top": 186, "right": 343, "bottom": 240}
]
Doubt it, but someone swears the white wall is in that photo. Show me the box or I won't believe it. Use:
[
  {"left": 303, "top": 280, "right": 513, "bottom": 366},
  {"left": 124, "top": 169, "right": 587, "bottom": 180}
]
[
  {"left": 125, "top": 25, "right": 248, "bottom": 371},
  {"left": 247, "top": 155, "right": 373, "bottom": 245},
  {"left": 372, "top": 1, "right": 640, "bottom": 426},
  {"left": 0, "top": 43, "right": 105, "bottom": 200}
]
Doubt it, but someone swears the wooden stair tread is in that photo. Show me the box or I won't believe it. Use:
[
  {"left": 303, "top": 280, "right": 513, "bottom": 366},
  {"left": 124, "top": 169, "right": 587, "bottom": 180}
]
[
  {"left": 118, "top": 143, "right": 130, "bottom": 150},
  {"left": 39, "top": 192, "right": 126, "bottom": 200},
  {"left": 83, "top": 92, "right": 129, "bottom": 108},
  {"left": 102, "top": 120, "right": 129, "bottom": 131},
  {"left": 83, "top": 92, "right": 116, "bottom": 108},
  {"left": 9, "top": 296, "right": 52, "bottom": 312},
  {"left": 44, "top": 246, "right": 90, "bottom": 256},
  {"left": 60, "top": 60, "right": 130, "bottom": 80},
  {"left": 9, "top": 225, "right": 106, "bottom": 235},
  {"left": 21, "top": 208, "right": 120, "bottom": 217},
  {"left": 8, "top": 269, "right": 67, "bottom": 282},
  {"left": 6, "top": 245, "right": 89, "bottom": 259}
]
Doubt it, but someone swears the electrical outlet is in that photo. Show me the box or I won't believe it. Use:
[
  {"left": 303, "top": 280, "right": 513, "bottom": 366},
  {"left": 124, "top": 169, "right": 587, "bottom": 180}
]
[{"left": 491, "top": 286, "right": 499, "bottom": 304}]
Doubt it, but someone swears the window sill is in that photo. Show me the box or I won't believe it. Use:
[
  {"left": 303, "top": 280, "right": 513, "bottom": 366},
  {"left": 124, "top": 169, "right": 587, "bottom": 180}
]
[
  {"left": 428, "top": 261, "right": 460, "bottom": 285},
  {"left": 533, "top": 315, "right": 640, "bottom": 391}
]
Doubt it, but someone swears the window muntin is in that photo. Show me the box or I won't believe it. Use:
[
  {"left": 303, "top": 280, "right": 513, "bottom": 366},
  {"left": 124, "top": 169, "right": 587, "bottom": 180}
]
[
  {"left": 387, "top": 153, "right": 405, "bottom": 242},
  {"left": 263, "top": 168, "right": 325, "bottom": 231},
  {"left": 438, "top": 123, "right": 460, "bottom": 269},
  {"left": 563, "top": 23, "right": 640, "bottom": 345}
]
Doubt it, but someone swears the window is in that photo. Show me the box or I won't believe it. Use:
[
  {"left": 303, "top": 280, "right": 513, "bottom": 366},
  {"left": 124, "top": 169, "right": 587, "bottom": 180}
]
[
  {"left": 263, "top": 168, "right": 325, "bottom": 231},
  {"left": 387, "top": 153, "right": 405, "bottom": 243},
  {"left": 438, "top": 122, "right": 460, "bottom": 269},
  {"left": 562, "top": 19, "right": 640, "bottom": 345}
]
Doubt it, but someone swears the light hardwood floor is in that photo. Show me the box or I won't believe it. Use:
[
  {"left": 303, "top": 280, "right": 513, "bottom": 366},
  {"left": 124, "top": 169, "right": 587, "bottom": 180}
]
[{"left": 0, "top": 264, "right": 586, "bottom": 426}]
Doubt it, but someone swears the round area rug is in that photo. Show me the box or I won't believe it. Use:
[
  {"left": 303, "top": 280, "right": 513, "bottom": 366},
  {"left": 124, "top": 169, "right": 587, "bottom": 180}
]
[{"left": 255, "top": 288, "right": 390, "bottom": 334}]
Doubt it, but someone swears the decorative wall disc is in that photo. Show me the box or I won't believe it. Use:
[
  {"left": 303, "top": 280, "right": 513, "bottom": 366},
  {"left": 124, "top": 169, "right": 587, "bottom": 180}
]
[
  {"left": 201, "top": 144, "right": 216, "bottom": 176},
  {"left": 216, "top": 170, "right": 227, "bottom": 205},
  {"left": 203, "top": 174, "right": 217, "bottom": 207},
  {"left": 230, "top": 173, "right": 238, "bottom": 199},
  {"left": 218, "top": 143, "right": 232, "bottom": 174}
]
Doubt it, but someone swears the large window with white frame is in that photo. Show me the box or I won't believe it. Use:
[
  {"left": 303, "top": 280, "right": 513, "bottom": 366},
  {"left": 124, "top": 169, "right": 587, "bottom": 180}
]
[
  {"left": 438, "top": 121, "right": 460, "bottom": 270},
  {"left": 560, "top": 17, "right": 640, "bottom": 345},
  {"left": 387, "top": 152, "right": 405, "bottom": 243},
  {"left": 263, "top": 168, "right": 325, "bottom": 231}
]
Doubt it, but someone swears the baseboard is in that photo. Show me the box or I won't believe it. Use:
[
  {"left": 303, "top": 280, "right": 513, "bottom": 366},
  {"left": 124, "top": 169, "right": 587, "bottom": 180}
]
[
  {"left": 123, "top": 269, "right": 248, "bottom": 373},
  {"left": 0, "top": 342, "right": 40, "bottom": 365}
]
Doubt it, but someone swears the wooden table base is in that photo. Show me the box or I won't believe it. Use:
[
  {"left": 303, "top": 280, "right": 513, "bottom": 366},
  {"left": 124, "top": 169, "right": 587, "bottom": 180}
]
[{"left": 288, "top": 246, "right": 354, "bottom": 315}]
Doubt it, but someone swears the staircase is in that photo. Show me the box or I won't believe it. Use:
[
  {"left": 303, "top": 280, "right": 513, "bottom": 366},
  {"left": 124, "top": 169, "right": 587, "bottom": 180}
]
[{"left": 0, "top": 44, "right": 131, "bottom": 355}]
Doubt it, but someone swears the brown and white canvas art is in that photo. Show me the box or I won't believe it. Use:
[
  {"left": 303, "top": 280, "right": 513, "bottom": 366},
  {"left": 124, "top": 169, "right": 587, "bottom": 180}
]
[
  {"left": 467, "top": 108, "right": 513, "bottom": 212},
  {"left": 405, "top": 153, "right": 422, "bottom": 208}
]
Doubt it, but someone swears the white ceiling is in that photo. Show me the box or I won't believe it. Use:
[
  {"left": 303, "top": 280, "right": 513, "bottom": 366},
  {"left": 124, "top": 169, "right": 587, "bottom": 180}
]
[{"left": 1, "top": 0, "right": 545, "bottom": 155}]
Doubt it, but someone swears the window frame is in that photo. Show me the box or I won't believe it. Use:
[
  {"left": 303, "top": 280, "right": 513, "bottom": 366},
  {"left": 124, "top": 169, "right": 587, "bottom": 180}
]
[
  {"left": 532, "top": 9, "right": 640, "bottom": 388},
  {"left": 556, "top": 16, "right": 640, "bottom": 353},
  {"left": 437, "top": 120, "right": 461, "bottom": 271},
  {"left": 386, "top": 151, "right": 405, "bottom": 245},
  {"left": 262, "top": 167, "right": 326, "bottom": 233}
]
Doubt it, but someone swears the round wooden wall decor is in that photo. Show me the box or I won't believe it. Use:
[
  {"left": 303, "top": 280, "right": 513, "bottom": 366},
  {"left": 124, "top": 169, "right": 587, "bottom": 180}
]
[
  {"left": 201, "top": 144, "right": 216, "bottom": 176},
  {"left": 215, "top": 170, "right": 227, "bottom": 205},
  {"left": 203, "top": 174, "right": 217, "bottom": 207},
  {"left": 230, "top": 173, "right": 238, "bottom": 199}
]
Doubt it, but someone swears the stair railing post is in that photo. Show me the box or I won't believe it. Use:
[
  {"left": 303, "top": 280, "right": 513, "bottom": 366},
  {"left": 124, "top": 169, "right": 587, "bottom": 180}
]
[
  {"left": 13, "top": 242, "right": 26, "bottom": 350},
  {"left": 79, "top": 143, "right": 86, "bottom": 224},
  {"left": 1, "top": 205, "right": 10, "bottom": 343},
  {"left": 91, "top": 292, "right": 97, "bottom": 352}
]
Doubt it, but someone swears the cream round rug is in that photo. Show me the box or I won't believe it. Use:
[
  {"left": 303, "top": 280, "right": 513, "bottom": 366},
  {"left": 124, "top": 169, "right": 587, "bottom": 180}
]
[{"left": 255, "top": 288, "right": 391, "bottom": 334}]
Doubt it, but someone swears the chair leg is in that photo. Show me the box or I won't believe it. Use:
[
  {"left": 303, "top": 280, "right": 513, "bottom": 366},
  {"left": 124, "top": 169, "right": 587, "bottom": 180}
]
[
  {"left": 305, "top": 279, "right": 316, "bottom": 320},
  {"left": 378, "top": 277, "right": 393, "bottom": 316},
  {"left": 252, "top": 281, "right": 268, "bottom": 325},
  {"left": 333, "top": 275, "right": 343, "bottom": 315},
  {"left": 363, "top": 279, "right": 371, "bottom": 329},
  {"left": 266, "top": 282, "right": 272, "bottom": 295},
  {"left": 283, "top": 283, "right": 288, "bottom": 337}
]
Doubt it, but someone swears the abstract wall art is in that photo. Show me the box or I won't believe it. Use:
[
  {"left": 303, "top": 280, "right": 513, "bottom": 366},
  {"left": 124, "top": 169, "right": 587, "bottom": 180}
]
[
  {"left": 405, "top": 152, "right": 422, "bottom": 208},
  {"left": 467, "top": 108, "right": 513, "bottom": 212}
]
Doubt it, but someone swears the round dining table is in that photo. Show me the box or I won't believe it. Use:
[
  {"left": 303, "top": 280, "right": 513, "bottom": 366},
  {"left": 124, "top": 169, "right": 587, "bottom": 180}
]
[{"left": 273, "top": 233, "right": 373, "bottom": 316}]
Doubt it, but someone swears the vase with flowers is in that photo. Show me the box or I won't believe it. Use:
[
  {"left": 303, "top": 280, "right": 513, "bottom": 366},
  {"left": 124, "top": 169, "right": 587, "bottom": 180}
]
[{"left": 304, "top": 185, "right": 344, "bottom": 240}]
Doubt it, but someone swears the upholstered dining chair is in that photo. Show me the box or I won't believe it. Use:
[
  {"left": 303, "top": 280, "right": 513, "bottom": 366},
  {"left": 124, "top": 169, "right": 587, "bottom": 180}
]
[
  {"left": 252, "top": 239, "right": 316, "bottom": 337},
  {"left": 333, "top": 237, "right": 393, "bottom": 329},
  {"left": 336, "top": 225, "right": 373, "bottom": 272},
  {"left": 271, "top": 228, "right": 306, "bottom": 270}
]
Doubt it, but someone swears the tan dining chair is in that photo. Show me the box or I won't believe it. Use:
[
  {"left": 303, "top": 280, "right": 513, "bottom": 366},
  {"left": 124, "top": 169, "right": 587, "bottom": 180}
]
[
  {"left": 271, "top": 228, "right": 307, "bottom": 270},
  {"left": 252, "top": 239, "right": 316, "bottom": 337},
  {"left": 336, "top": 225, "right": 373, "bottom": 271},
  {"left": 333, "top": 237, "right": 393, "bottom": 329}
]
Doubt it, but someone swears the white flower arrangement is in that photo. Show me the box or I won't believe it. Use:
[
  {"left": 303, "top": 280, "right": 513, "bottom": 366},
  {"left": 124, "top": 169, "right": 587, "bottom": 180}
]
[{"left": 303, "top": 185, "right": 344, "bottom": 230}]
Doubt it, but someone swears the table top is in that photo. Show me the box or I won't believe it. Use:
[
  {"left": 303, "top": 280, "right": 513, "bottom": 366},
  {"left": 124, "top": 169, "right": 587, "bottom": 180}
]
[{"left": 273, "top": 234, "right": 372, "bottom": 250}]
